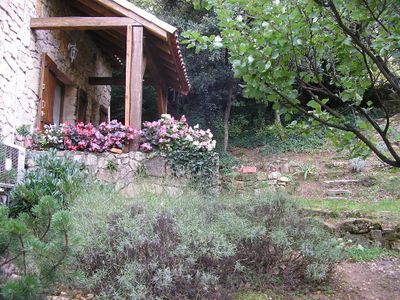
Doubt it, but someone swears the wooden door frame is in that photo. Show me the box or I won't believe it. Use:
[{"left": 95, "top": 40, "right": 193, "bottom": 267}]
[{"left": 38, "top": 53, "right": 72, "bottom": 129}]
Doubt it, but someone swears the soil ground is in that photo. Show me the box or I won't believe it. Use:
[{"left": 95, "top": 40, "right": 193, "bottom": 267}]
[{"left": 320, "top": 258, "right": 400, "bottom": 300}]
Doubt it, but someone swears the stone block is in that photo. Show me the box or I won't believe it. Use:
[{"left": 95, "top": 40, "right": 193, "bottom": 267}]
[
  {"left": 238, "top": 166, "right": 257, "bottom": 174},
  {"left": 268, "top": 171, "right": 281, "bottom": 180},
  {"left": 339, "top": 219, "right": 382, "bottom": 235},
  {"left": 235, "top": 173, "right": 257, "bottom": 182},
  {"left": 143, "top": 156, "right": 166, "bottom": 177},
  {"left": 85, "top": 153, "right": 98, "bottom": 166},
  {"left": 391, "top": 240, "right": 400, "bottom": 251},
  {"left": 129, "top": 159, "right": 140, "bottom": 172},
  {"left": 97, "top": 169, "right": 115, "bottom": 183},
  {"left": 279, "top": 163, "right": 290, "bottom": 174},
  {"left": 257, "top": 172, "right": 268, "bottom": 181},
  {"left": 370, "top": 229, "right": 383, "bottom": 247},
  {"left": 325, "top": 190, "right": 351, "bottom": 197}
]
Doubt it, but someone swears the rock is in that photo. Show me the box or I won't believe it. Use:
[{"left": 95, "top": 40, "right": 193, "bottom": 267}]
[
  {"left": 143, "top": 156, "right": 166, "bottom": 177},
  {"left": 279, "top": 163, "right": 290, "bottom": 174},
  {"left": 278, "top": 176, "right": 290, "bottom": 183},
  {"left": 85, "top": 153, "right": 98, "bottom": 166},
  {"left": 391, "top": 240, "right": 400, "bottom": 251},
  {"left": 268, "top": 171, "right": 281, "bottom": 180},
  {"left": 86, "top": 294, "right": 94, "bottom": 300},
  {"left": 338, "top": 219, "right": 382, "bottom": 234},
  {"left": 324, "top": 179, "right": 361, "bottom": 185},
  {"left": 129, "top": 159, "right": 140, "bottom": 172},
  {"left": 73, "top": 154, "right": 83, "bottom": 163},
  {"left": 235, "top": 173, "right": 257, "bottom": 181},
  {"left": 383, "top": 229, "right": 398, "bottom": 241},
  {"left": 325, "top": 189, "right": 351, "bottom": 197},
  {"left": 256, "top": 172, "right": 268, "bottom": 181},
  {"left": 238, "top": 166, "right": 257, "bottom": 174},
  {"left": 370, "top": 229, "right": 383, "bottom": 246},
  {"left": 344, "top": 232, "right": 371, "bottom": 247}
]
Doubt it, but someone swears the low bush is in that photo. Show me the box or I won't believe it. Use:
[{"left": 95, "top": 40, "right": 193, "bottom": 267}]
[
  {"left": 71, "top": 187, "right": 342, "bottom": 299},
  {"left": 0, "top": 196, "right": 79, "bottom": 299},
  {"left": 10, "top": 150, "right": 86, "bottom": 216},
  {"left": 229, "top": 123, "right": 327, "bottom": 154}
]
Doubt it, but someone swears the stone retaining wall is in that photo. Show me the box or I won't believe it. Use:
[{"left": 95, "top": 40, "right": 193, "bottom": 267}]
[{"left": 26, "top": 150, "right": 219, "bottom": 198}]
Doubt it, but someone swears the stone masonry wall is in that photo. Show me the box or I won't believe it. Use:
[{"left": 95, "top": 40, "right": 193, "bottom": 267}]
[
  {"left": 0, "top": 0, "right": 112, "bottom": 142},
  {"left": 25, "top": 150, "right": 203, "bottom": 198}
]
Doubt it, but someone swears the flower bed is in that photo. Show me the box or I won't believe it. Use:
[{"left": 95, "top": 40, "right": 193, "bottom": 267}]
[
  {"left": 29, "top": 115, "right": 217, "bottom": 155},
  {"left": 140, "top": 114, "right": 216, "bottom": 153},
  {"left": 29, "top": 120, "right": 138, "bottom": 152}
]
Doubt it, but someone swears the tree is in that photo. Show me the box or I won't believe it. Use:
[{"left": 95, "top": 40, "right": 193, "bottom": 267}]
[{"left": 185, "top": 0, "right": 400, "bottom": 166}]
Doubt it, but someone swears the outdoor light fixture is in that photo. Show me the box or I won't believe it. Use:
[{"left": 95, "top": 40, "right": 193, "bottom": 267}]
[{"left": 68, "top": 43, "right": 78, "bottom": 63}]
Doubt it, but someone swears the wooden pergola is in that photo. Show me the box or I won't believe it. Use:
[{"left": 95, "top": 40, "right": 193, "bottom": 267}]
[{"left": 31, "top": 0, "right": 190, "bottom": 150}]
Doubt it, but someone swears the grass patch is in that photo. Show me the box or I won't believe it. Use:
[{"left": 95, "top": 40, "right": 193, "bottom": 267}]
[
  {"left": 346, "top": 245, "right": 400, "bottom": 262},
  {"left": 296, "top": 198, "right": 400, "bottom": 215},
  {"left": 234, "top": 291, "right": 283, "bottom": 300}
]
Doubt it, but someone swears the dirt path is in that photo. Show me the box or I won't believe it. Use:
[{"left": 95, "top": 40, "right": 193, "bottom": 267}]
[{"left": 316, "top": 259, "right": 400, "bottom": 300}]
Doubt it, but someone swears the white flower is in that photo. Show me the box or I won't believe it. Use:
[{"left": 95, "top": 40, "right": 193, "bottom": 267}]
[
  {"left": 194, "top": 124, "right": 199, "bottom": 129},
  {"left": 186, "top": 135, "right": 193, "bottom": 142},
  {"left": 213, "top": 35, "right": 223, "bottom": 48},
  {"left": 161, "top": 114, "right": 171, "bottom": 120}
]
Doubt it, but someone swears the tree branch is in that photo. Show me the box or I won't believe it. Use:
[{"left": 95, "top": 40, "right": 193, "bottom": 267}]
[{"left": 322, "top": 0, "right": 400, "bottom": 97}]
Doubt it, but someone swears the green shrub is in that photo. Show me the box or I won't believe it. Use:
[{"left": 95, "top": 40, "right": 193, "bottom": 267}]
[
  {"left": 10, "top": 150, "right": 85, "bottom": 216},
  {"left": 229, "top": 123, "right": 327, "bottom": 153},
  {"left": 260, "top": 127, "right": 327, "bottom": 155},
  {"left": 71, "top": 187, "right": 342, "bottom": 299},
  {"left": 0, "top": 197, "right": 79, "bottom": 299}
]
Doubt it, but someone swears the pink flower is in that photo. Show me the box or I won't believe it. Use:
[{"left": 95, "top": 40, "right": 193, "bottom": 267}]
[
  {"left": 140, "top": 143, "right": 153, "bottom": 152},
  {"left": 180, "top": 115, "right": 187, "bottom": 122}
]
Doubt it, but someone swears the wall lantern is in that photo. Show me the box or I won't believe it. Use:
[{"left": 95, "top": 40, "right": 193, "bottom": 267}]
[{"left": 68, "top": 43, "right": 78, "bottom": 63}]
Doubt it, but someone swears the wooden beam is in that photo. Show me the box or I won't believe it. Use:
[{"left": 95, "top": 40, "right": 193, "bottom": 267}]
[
  {"left": 30, "top": 17, "right": 140, "bottom": 30},
  {"left": 90, "top": 77, "right": 125, "bottom": 85},
  {"left": 89, "top": 76, "right": 154, "bottom": 86},
  {"left": 125, "top": 25, "right": 144, "bottom": 151}
]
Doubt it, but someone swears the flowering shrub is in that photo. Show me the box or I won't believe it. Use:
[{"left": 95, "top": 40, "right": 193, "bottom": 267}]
[
  {"left": 31, "top": 120, "right": 138, "bottom": 153},
  {"left": 140, "top": 115, "right": 218, "bottom": 187},
  {"left": 140, "top": 114, "right": 216, "bottom": 153}
]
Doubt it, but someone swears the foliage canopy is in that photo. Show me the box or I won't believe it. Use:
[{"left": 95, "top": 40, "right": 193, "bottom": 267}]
[{"left": 185, "top": 0, "right": 400, "bottom": 166}]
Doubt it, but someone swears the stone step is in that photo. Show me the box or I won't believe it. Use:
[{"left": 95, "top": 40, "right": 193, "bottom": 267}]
[
  {"left": 325, "top": 189, "right": 352, "bottom": 197},
  {"left": 326, "top": 196, "right": 348, "bottom": 200},
  {"left": 323, "top": 179, "right": 362, "bottom": 186}
]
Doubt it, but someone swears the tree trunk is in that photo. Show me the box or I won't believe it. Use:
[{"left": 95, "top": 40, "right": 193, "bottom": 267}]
[
  {"left": 223, "top": 80, "right": 234, "bottom": 153},
  {"left": 274, "top": 109, "right": 281, "bottom": 125}
]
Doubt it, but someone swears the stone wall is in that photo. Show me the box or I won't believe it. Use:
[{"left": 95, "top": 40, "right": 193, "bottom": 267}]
[
  {"left": 26, "top": 150, "right": 214, "bottom": 198},
  {"left": 0, "top": 0, "right": 112, "bottom": 142}
]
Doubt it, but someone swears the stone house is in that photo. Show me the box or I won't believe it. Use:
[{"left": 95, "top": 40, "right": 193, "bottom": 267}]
[{"left": 0, "top": 0, "right": 190, "bottom": 147}]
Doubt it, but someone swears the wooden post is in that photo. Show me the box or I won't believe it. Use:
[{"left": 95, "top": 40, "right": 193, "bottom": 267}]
[
  {"left": 125, "top": 25, "right": 144, "bottom": 151},
  {"left": 156, "top": 85, "right": 167, "bottom": 116}
]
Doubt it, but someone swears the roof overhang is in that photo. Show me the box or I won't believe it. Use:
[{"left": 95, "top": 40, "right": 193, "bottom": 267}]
[{"left": 67, "top": 0, "right": 190, "bottom": 95}]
